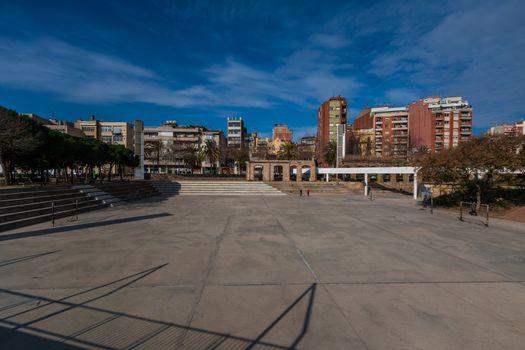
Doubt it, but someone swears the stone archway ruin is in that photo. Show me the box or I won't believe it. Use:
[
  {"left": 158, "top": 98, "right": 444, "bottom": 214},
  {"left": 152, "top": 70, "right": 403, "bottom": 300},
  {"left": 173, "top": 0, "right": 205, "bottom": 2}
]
[{"left": 246, "top": 160, "right": 316, "bottom": 182}]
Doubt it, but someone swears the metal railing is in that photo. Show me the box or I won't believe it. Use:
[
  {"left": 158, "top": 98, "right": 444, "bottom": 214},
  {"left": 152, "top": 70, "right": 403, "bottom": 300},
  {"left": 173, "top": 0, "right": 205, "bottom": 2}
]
[
  {"left": 458, "top": 201, "right": 489, "bottom": 227},
  {"left": 51, "top": 199, "right": 79, "bottom": 227}
]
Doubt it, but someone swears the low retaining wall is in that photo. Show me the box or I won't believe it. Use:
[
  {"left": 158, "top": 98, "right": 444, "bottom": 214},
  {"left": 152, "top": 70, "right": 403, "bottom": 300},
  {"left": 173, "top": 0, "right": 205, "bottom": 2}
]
[{"left": 148, "top": 173, "right": 245, "bottom": 181}]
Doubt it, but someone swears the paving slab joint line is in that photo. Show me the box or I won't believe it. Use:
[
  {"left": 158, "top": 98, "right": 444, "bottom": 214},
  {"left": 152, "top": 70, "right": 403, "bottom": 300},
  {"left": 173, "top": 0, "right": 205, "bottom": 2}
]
[
  {"left": 179, "top": 212, "right": 233, "bottom": 346},
  {"left": 262, "top": 198, "right": 370, "bottom": 350}
]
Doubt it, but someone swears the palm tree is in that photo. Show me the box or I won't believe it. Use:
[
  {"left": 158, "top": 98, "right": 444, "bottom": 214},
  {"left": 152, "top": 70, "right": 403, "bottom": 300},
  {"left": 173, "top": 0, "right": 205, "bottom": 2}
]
[
  {"left": 182, "top": 144, "right": 200, "bottom": 174},
  {"left": 324, "top": 140, "right": 337, "bottom": 167},
  {"left": 277, "top": 141, "right": 299, "bottom": 160},
  {"left": 202, "top": 139, "right": 220, "bottom": 174}
]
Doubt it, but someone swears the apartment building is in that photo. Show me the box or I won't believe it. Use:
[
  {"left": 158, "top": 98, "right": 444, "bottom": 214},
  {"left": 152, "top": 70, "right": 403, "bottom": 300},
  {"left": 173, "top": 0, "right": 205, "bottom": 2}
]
[
  {"left": 518, "top": 121, "right": 525, "bottom": 135},
  {"left": 74, "top": 116, "right": 99, "bottom": 139},
  {"left": 248, "top": 132, "right": 271, "bottom": 159},
  {"left": 21, "top": 113, "right": 85, "bottom": 137},
  {"left": 488, "top": 121, "right": 525, "bottom": 137},
  {"left": 227, "top": 117, "right": 247, "bottom": 150},
  {"left": 351, "top": 107, "right": 375, "bottom": 157},
  {"left": 143, "top": 122, "right": 202, "bottom": 174},
  {"left": 408, "top": 96, "right": 472, "bottom": 153},
  {"left": 371, "top": 106, "right": 409, "bottom": 158},
  {"left": 99, "top": 122, "right": 134, "bottom": 149},
  {"left": 75, "top": 117, "right": 135, "bottom": 149},
  {"left": 47, "top": 119, "right": 85, "bottom": 138},
  {"left": 298, "top": 136, "right": 316, "bottom": 160},
  {"left": 316, "top": 96, "right": 348, "bottom": 165},
  {"left": 272, "top": 124, "right": 293, "bottom": 142}
]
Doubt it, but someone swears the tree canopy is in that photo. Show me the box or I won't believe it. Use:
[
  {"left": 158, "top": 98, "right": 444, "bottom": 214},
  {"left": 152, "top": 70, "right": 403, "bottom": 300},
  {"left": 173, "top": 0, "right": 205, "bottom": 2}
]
[
  {"left": 418, "top": 135, "right": 525, "bottom": 208},
  {"left": 0, "top": 106, "right": 139, "bottom": 184}
]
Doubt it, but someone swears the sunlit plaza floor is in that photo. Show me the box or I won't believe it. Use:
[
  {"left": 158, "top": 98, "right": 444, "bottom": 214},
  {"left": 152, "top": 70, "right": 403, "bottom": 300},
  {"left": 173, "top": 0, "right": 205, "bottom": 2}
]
[{"left": 1, "top": 193, "right": 525, "bottom": 349}]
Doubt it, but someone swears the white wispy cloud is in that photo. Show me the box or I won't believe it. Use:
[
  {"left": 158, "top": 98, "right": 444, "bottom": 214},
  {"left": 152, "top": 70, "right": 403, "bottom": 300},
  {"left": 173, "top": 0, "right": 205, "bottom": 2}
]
[
  {"left": 0, "top": 36, "right": 361, "bottom": 110},
  {"left": 368, "top": 0, "right": 525, "bottom": 126}
]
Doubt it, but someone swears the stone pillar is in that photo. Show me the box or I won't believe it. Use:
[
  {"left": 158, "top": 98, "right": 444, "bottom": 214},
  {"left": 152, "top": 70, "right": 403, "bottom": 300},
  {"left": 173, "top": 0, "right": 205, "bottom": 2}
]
[
  {"left": 263, "top": 164, "right": 271, "bottom": 182},
  {"left": 310, "top": 166, "right": 316, "bottom": 182},
  {"left": 246, "top": 163, "right": 252, "bottom": 181},
  {"left": 297, "top": 167, "right": 303, "bottom": 182},
  {"left": 283, "top": 164, "right": 290, "bottom": 182}
]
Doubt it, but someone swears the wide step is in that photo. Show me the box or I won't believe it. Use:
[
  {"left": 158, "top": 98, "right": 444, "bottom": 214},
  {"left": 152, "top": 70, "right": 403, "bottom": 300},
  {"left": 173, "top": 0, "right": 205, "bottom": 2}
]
[{"left": 152, "top": 181, "right": 285, "bottom": 196}]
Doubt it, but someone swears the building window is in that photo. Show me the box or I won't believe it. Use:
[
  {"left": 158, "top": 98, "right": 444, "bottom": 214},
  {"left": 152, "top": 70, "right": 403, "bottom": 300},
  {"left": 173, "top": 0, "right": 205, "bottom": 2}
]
[{"left": 101, "top": 126, "right": 113, "bottom": 133}]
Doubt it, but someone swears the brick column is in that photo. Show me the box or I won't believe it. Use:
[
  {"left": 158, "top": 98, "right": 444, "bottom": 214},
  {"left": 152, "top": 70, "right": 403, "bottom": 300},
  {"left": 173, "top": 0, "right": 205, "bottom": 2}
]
[
  {"left": 283, "top": 164, "right": 290, "bottom": 182},
  {"left": 263, "top": 164, "right": 271, "bottom": 182}
]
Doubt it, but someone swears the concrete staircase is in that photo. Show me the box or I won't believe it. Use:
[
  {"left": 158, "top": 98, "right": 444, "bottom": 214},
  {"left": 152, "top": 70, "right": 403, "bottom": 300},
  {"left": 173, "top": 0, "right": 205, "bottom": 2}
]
[
  {"left": 91, "top": 181, "right": 161, "bottom": 202},
  {"left": 0, "top": 186, "right": 110, "bottom": 232},
  {"left": 268, "top": 181, "right": 361, "bottom": 195},
  {"left": 151, "top": 181, "right": 285, "bottom": 196}
]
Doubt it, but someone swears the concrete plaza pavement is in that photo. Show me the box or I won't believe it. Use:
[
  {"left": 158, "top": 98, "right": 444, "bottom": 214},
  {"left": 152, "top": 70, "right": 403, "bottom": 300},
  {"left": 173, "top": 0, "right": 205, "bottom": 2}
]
[{"left": 1, "top": 193, "right": 525, "bottom": 349}]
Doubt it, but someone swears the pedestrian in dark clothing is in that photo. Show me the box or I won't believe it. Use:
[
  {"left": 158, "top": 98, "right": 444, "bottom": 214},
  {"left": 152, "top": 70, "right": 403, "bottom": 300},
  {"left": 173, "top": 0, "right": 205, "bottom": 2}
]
[
  {"left": 299, "top": 189, "right": 303, "bottom": 196},
  {"left": 307, "top": 188, "right": 310, "bottom": 196}
]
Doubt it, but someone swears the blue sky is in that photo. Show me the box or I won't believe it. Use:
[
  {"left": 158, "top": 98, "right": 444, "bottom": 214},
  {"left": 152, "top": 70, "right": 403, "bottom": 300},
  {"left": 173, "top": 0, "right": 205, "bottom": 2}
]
[{"left": 0, "top": 0, "right": 524, "bottom": 138}]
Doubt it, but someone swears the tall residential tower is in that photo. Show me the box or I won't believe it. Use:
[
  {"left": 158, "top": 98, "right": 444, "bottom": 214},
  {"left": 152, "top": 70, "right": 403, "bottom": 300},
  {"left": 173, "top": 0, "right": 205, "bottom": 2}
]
[
  {"left": 316, "top": 96, "right": 348, "bottom": 165},
  {"left": 408, "top": 96, "right": 472, "bottom": 153}
]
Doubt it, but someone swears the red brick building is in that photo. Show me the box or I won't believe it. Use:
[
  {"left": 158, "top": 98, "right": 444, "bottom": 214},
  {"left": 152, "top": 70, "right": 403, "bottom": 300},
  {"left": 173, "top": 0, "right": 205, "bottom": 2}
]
[
  {"left": 371, "top": 107, "right": 409, "bottom": 158},
  {"left": 408, "top": 96, "right": 472, "bottom": 153},
  {"left": 352, "top": 106, "right": 408, "bottom": 158},
  {"left": 272, "top": 124, "right": 293, "bottom": 142},
  {"left": 316, "top": 96, "right": 348, "bottom": 164}
]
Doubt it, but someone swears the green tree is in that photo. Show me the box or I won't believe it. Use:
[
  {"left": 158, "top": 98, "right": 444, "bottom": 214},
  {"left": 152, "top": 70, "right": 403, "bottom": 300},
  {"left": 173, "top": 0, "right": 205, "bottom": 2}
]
[
  {"left": 202, "top": 139, "right": 220, "bottom": 174},
  {"left": 0, "top": 107, "right": 45, "bottom": 183},
  {"left": 182, "top": 144, "right": 202, "bottom": 174},
  {"left": 324, "top": 140, "right": 338, "bottom": 167},
  {"left": 419, "top": 135, "right": 525, "bottom": 210},
  {"left": 110, "top": 144, "right": 139, "bottom": 181}
]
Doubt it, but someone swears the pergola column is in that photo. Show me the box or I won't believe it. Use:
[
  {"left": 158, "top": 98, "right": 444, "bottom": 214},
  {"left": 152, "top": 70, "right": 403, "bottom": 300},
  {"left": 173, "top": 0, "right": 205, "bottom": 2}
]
[
  {"left": 364, "top": 173, "right": 369, "bottom": 196},
  {"left": 413, "top": 170, "right": 418, "bottom": 199}
]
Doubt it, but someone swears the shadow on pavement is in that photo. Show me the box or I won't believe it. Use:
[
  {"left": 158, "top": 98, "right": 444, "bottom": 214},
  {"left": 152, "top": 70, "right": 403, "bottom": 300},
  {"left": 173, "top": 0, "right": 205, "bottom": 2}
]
[
  {"left": 0, "top": 263, "right": 316, "bottom": 349},
  {"left": 0, "top": 250, "right": 60, "bottom": 267},
  {"left": 0, "top": 213, "right": 171, "bottom": 242}
]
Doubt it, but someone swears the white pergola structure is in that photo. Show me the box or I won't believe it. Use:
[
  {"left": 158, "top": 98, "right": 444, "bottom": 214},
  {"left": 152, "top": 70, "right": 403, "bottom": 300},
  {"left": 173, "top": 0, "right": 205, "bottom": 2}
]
[{"left": 318, "top": 166, "right": 420, "bottom": 199}]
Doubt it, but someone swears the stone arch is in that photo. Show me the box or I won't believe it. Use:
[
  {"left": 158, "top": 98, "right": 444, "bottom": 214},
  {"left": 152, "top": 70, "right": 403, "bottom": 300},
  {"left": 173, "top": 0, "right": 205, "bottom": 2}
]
[
  {"left": 289, "top": 165, "right": 298, "bottom": 181},
  {"left": 301, "top": 165, "right": 311, "bottom": 182},
  {"left": 247, "top": 160, "right": 316, "bottom": 182},
  {"left": 273, "top": 165, "right": 284, "bottom": 181},
  {"left": 253, "top": 165, "right": 264, "bottom": 181}
]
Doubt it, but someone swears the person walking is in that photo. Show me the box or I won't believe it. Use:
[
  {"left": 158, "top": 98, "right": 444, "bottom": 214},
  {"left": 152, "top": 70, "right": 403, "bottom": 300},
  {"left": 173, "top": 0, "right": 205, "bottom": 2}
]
[
  {"left": 306, "top": 188, "right": 310, "bottom": 196},
  {"left": 299, "top": 189, "right": 303, "bottom": 197}
]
